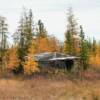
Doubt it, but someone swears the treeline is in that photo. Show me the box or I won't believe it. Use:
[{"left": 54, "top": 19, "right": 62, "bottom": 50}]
[
  {"left": 0, "top": 7, "right": 99, "bottom": 75},
  {"left": 0, "top": 8, "right": 61, "bottom": 75},
  {"left": 64, "top": 8, "right": 100, "bottom": 71}
]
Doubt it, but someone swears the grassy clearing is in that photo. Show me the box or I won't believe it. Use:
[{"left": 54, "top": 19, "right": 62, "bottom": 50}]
[{"left": 0, "top": 72, "right": 99, "bottom": 100}]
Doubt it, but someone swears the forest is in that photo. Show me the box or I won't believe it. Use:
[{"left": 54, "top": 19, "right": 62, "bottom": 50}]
[
  {"left": 0, "top": 7, "right": 99, "bottom": 75},
  {"left": 0, "top": 7, "right": 100, "bottom": 100}
]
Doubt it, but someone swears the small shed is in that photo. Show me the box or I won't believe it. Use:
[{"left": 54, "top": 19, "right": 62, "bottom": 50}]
[{"left": 34, "top": 52, "right": 79, "bottom": 71}]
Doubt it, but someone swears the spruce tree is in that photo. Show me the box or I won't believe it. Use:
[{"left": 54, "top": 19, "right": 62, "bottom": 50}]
[
  {"left": 92, "top": 37, "right": 96, "bottom": 56},
  {"left": 14, "top": 9, "right": 35, "bottom": 74},
  {"left": 64, "top": 7, "right": 78, "bottom": 55},
  {"left": 36, "top": 19, "right": 47, "bottom": 38},
  {"left": 80, "top": 25, "right": 89, "bottom": 70},
  {"left": 64, "top": 30, "right": 73, "bottom": 55},
  {"left": 0, "top": 16, "right": 8, "bottom": 73}
]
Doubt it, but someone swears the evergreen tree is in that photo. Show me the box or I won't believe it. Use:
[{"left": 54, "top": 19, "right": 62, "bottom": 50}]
[
  {"left": 14, "top": 8, "right": 35, "bottom": 74},
  {"left": 87, "top": 38, "right": 92, "bottom": 52},
  {"left": 80, "top": 25, "right": 89, "bottom": 70},
  {"left": 64, "top": 7, "right": 79, "bottom": 55},
  {"left": 35, "top": 19, "right": 48, "bottom": 53},
  {"left": 36, "top": 19, "right": 47, "bottom": 38},
  {"left": 64, "top": 30, "right": 73, "bottom": 55},
  {"left": 67, "top": 7, "right": 78, "bottom": 35},
  {"left": 92, "top": 37, "right": 96, "bottom": 56},
  {"left": 0, "top": 16, "right": 8, "bottom": 73}
]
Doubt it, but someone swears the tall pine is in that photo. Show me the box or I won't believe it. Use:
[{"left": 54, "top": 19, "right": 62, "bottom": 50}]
[
  {"left": 80, "top": 25, "right": 89, "bottom": 70},
  {"left": 0, "top": 16, "right": 8, "bottom": 74},
  {"left": 14, "top": 8, "right": 38, "bottom": 74},
  {"left": 64, "top": 7, "right": 79, "bottom": 55}
]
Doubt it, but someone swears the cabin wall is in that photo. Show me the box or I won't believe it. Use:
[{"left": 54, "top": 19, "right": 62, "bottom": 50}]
[{"left": 38, "top": 59, "right": 78, "bottom": 71}]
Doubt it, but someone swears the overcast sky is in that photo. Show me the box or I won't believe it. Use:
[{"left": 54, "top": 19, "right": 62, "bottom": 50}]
[{"left": 0, "top": 0, "right": 100, "bottom": 41}]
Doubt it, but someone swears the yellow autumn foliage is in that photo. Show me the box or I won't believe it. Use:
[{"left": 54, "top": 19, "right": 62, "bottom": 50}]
[
  {"left": 89, "top": 55, "right": 100, "bottom": 67},
  {"left": 89, "top": 45, "right": 100, "bottom": 67},
  {"left": 63, "top": 41, "right": 68, "bottom": 54},
  {"left": 23, "top": 57, "right": 39, "bottom": 75},
  {"left": 35, "top": 36, "right": 60, "bottom": 53},
  {"left": 23, "top": 40, "right": 39, "bottom": 75},
  {"left": 7, "top": 48, "right": 19, "bottom": 70}
]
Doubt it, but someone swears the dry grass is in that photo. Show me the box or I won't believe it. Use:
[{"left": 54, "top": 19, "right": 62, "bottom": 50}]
[{"left": 0, "top": 73, "right": 99, "bottom": 100}]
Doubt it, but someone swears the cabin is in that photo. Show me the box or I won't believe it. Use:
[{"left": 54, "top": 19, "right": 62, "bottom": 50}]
[{"left": 34, "top": 52, "right": 79, "bottom": 71}]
